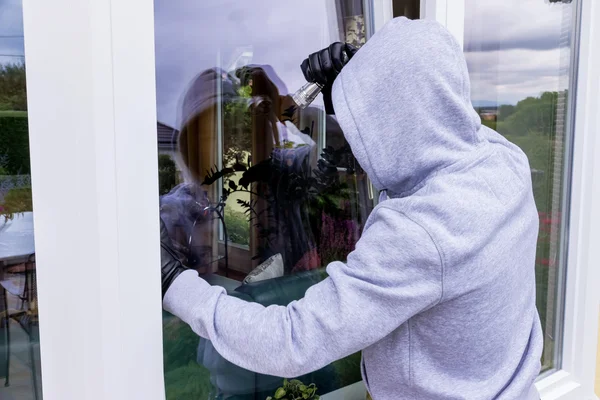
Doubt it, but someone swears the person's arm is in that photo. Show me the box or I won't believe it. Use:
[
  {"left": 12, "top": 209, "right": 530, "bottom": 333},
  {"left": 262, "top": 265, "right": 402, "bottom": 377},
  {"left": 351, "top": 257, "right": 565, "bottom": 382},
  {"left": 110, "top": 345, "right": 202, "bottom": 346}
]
[{"left": 163, "top": 206, "right": 443, "bottom": 377}]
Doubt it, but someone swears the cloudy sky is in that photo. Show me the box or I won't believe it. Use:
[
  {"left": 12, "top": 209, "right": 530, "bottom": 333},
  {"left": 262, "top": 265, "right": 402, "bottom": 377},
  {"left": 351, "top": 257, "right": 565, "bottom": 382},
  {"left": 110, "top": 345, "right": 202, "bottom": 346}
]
[
  {"left": 0, "top": 0, "right": 25, "bottom": 64},
  {"left": 1, "top": 0, "right": 574, "bottom": 125},
  {"left": 463, "top": 0, "right": 572, "bottom": 106},
  {"left": 153, "top": 0, "right": 337, "bottom": 127}
]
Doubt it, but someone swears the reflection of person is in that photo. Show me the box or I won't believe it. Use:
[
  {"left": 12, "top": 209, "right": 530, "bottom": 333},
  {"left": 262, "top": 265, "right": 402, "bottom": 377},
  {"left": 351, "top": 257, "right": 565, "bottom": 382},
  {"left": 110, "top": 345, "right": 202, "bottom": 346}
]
[
  {"left": 161, "top": 17, "right": 542, "bottom": 400},
  {"left": 166, "top": 61, "right": 353, "bottom": 274}
]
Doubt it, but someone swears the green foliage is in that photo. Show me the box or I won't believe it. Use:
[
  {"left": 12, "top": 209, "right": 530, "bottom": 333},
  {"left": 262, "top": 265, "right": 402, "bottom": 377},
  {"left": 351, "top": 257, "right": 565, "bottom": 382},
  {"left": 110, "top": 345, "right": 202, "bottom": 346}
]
[
  {"left": 476, "top": 91, "right": 564, "bottom": 214},
  {"left": 266, "top": 379, "right": 320, "bottom": 400},
  {"left": 497, "top": 104, "right": 517, "bottom": 120},
  {"left": 486, "top": 92, "right": 567, "bottom": 368},
  {"left": 503, "top": 133, "right": 554, "bottom": 213},
  {"left": 0, "top": 110, "right": 27, "bottom": 118},
  {"left": 163, "top": 312, "right": 200, "bottom": 371},
  {"left": 224, "top": 208, "right": 250, "bottom": 245},
  {"left": 158, "top": 154, "right": 178, "bottom": 195},
  {"left": 0, "top": 112, "right": 30, "bottom": 174},
  {"left": 480, "top": 119, "right": 496, "bottom": 131},
  {"left": 0, "top": 63, "right": 27, "bottom": 111},
  {"left": 164, "top": 362, "right": 212, "bottom": 400},
  {"left": 496, "top": 91, "right": 561, "bottom": 137},
  {"left": 223, "top": 85, "right": 252, "bottom": 167},
  {"left": 1, "top": 187, "right": 33, "bottom": 221},
  {"left": 331, "top": 352, "right": 362, "bottom": 388},
  {"left": 163, "top": 312, "right": 212, "bottom": 399}
]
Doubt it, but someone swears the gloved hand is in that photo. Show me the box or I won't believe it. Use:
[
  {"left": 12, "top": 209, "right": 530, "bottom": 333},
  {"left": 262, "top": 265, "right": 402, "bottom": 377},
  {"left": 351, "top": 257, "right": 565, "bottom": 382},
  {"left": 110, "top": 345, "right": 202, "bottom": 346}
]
[
  {"left": 160, "top": 217, "right": 191, "bottom": 298},
  {"left": 300, "top": 42, "right": 358, "bottom": 114}
]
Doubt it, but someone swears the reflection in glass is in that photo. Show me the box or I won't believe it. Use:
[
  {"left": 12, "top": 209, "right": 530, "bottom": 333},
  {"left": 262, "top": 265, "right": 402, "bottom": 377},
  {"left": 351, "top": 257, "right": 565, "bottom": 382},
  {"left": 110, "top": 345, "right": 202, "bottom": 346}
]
[
  {"left": 155, "top": 1, "right": 372, "bottom": 398},
  {"left": 0, "top": 0, "right": 42, "bottom": 398},
  {"left": 464, "top": 0, "right": 578, "bottom": 372}
]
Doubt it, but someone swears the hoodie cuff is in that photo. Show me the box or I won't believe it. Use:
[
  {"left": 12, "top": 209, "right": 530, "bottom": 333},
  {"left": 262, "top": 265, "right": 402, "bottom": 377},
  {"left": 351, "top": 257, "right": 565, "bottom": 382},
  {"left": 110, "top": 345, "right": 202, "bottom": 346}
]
[{"left": 163, "top": 270, "right": 225, "bottom": 338}]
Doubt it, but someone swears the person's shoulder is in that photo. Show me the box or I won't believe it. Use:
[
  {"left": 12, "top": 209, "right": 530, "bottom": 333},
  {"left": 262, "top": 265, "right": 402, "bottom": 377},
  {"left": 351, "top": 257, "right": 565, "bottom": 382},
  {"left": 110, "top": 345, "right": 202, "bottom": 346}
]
[{"left": 364, "top": 199, "right": 432, "bottom": 238}]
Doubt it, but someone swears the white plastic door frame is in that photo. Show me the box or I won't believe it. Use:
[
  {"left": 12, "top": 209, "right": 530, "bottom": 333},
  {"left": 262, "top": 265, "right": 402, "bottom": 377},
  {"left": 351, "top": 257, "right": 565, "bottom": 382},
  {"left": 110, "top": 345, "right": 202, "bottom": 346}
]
[
  {"left": 22, "top": 0, "right": 165, "bottom": 399},
  {"left": 537, "top": 0, "right": 600, "bottom": 398},
  {"left": 421, "top": 0, "right": 465, "bottom": 48}
]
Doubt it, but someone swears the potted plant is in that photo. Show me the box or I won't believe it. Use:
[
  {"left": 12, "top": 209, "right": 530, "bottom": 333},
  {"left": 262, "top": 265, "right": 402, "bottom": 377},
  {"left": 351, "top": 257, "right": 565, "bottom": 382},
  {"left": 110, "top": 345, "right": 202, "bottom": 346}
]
[{"left": 266, "top": 378, "right": 319, "bottom": 400}]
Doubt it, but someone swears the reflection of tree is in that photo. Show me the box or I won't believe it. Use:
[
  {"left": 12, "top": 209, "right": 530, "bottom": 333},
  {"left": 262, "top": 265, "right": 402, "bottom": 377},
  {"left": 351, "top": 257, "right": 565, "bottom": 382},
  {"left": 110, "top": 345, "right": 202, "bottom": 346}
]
[
  {"left": 158, "top": 154, "right": 178, "bottom": 195},
  {"left": 475, "top": 90, "right": 568, "bottom": 215},
  {"left": 480, "top": 91, "right": 565, "bottom": 138},
  {"left": 0, "top": 63, "right": 27, "bottom": 111}
]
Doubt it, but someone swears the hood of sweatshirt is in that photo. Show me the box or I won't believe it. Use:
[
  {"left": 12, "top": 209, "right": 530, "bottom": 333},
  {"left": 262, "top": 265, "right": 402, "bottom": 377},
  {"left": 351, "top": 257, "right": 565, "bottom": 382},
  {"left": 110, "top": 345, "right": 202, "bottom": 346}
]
[{"left": 331, "top": 17, "right": 482, "bottom": 196}]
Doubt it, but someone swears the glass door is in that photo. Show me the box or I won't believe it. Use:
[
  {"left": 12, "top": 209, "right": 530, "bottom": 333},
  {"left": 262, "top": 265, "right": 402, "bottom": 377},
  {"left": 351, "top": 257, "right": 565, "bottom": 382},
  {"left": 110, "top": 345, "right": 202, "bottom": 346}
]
[{"left": 154, "top": 1, "right": 375, "bottom": 398}]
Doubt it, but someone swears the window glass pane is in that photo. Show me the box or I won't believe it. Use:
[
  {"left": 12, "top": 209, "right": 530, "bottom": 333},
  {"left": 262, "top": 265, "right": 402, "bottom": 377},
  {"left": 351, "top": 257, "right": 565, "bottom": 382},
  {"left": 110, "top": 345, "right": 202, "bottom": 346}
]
[
  {"left": 154, "top": 1, "right": 373, "bottom": 398},
  {"left": 0, "top": 0, "right": 42, "bottom": 398},
  {"left": 464, "top": 0, "right": 578, "bottom": 372}
]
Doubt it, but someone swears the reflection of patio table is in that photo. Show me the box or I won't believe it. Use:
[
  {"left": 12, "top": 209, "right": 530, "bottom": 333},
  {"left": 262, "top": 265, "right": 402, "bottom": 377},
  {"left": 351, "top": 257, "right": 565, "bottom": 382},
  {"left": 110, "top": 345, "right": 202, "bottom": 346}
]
[{"left": 0, "top": 212, "right": 35, "bottom": 269}]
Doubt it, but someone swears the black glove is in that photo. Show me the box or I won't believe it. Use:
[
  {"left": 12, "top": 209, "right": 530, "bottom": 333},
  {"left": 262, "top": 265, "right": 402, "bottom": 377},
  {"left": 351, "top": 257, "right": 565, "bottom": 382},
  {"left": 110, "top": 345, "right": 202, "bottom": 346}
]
[
  {"left": 160, "top": 217, "right": 191, "bottom": 298},
  {"left": 301, "top": 42, "right": 358, "bottom": 114}
]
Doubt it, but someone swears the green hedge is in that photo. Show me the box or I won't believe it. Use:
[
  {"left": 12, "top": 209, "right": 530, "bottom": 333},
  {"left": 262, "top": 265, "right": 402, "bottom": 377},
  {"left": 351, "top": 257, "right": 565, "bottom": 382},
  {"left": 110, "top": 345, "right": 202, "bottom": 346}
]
[{"left": 0, "top": 111, "right": 30, "bottom": 174}]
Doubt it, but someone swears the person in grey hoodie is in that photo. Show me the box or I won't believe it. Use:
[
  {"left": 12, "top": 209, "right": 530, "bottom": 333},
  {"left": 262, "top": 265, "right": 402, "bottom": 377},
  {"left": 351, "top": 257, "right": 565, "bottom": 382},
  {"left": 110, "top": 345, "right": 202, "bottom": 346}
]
[{"left": 161, "top": 16, "right": 543, "bottom": 400}]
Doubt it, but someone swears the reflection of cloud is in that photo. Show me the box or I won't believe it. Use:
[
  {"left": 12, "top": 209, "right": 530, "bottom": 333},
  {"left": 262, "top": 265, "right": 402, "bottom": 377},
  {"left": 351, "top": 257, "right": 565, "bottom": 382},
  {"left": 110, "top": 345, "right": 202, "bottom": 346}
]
[
  {"left": 464, "top": 0, "right": 573, "bottom": 105},
  {"left": 156, "top": 0, "right": 575, "bottom": 118},
  {"left": 464, "top": 0, "right": 567, "bottom": 52},
  {"left": 467, "top": 48, "right": 564, "bottom": 105},
  {"left": 0, "top": 0, "right": 25, "bottom": 64},
  {"left": 154, "top": 0, "right": 339, "bottom": 127}
]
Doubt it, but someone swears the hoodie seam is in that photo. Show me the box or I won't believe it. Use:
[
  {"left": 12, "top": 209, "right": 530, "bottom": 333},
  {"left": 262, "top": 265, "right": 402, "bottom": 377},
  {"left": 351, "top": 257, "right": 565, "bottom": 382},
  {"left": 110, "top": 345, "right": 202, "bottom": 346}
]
[
  {"left": 377, "top": 205, "right": 446, "bottom": 306},
  {"left": 338, "top": 68, "right": 384, "bottom": 190}
]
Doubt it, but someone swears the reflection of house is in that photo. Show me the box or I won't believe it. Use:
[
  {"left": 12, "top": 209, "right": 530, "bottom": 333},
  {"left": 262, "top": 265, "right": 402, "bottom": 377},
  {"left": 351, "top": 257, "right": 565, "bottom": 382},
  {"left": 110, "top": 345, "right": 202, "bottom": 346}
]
[
  {"left": 479, "top": 109, "right": 498, "bottom": 121},
  {"left": 157, "top": 121, "right": 178, "bottom": 156},
  {"left": 157, "top": 121, "right": 184, "bottom": 188}
]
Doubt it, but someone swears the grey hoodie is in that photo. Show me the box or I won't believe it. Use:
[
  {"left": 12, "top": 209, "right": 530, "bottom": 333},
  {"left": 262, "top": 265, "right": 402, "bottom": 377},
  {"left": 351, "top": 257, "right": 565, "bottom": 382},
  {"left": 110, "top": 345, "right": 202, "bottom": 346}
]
[{"left": 164, "top": 17, "right": 543, "bottom": 400}]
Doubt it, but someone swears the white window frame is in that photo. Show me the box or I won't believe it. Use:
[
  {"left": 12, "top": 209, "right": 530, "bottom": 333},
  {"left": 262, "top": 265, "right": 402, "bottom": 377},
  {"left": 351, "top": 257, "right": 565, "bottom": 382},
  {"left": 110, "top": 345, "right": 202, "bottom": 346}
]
[{"left": 20, "top": 0, "right": 598, "bottom": 399}]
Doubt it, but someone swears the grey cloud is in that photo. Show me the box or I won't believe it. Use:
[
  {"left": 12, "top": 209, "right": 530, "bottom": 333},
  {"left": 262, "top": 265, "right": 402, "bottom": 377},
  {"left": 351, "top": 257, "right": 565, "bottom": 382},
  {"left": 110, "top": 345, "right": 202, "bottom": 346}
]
[
  {"left": 0, "top": 0, "right": 24, "bottom": 36},
  {"left": 464, "top": 35, "right": 565, "bottom": 52},
  {"left": 465, "top": 48, "right": 570, "bottom": 104},
  {"left": 154, "top": 0, "right": 577, "bottom": 120},
  {"left": 464, "top": 0, "right": 572, "bottom": 52},
  {"left": 0, "top": 0, "right": 25, "bottom": 62},
  {"left": 462, "top": 0, "right": 575, "bottom": 104}
]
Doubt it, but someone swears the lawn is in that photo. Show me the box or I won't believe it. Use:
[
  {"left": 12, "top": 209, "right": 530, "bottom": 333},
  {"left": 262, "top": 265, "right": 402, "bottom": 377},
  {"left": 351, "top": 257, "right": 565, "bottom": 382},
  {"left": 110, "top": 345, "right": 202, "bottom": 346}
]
[{"left": 0, "top": 110, "right": 27, "bottom": 118}]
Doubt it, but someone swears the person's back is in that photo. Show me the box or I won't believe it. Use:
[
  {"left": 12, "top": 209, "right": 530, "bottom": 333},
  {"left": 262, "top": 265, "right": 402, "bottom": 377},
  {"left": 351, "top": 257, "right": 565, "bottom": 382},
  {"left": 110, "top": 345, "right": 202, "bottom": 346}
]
[
  {"left": 353, "top": 131, "right": 542, "bottom": 398},
  {"left": 332, "top": 17, "right": 542, "bottom": 398},
  {"left": 163, "top": 17, "right": 543, "bottom": 400}
]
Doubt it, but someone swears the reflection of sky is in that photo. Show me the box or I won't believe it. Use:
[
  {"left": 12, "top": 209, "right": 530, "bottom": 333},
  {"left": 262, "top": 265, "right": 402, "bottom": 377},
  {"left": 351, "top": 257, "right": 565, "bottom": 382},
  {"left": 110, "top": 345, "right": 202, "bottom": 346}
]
[
  {"left": 0, "top": 0, "right": 25, "bottom": 64},
  {"left": 464, "top": 0, "right": 573, "bottom": 106},
  {"left": 154, "top": 0, "right": 338, "bottom": 127},
  {"left": 0, "top": 0, "right": 576, "bottom": 119}
]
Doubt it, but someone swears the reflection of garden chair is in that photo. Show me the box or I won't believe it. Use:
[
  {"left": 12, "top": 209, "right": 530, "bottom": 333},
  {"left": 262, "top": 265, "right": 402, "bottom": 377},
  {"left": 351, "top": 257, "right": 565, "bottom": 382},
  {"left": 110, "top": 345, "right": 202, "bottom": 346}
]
[
  {"left": 197, "top": 269, "right": 361, "bottom": 400},
  {"left": 0, "top": 254, "right": 40, "bottom": 399}
]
